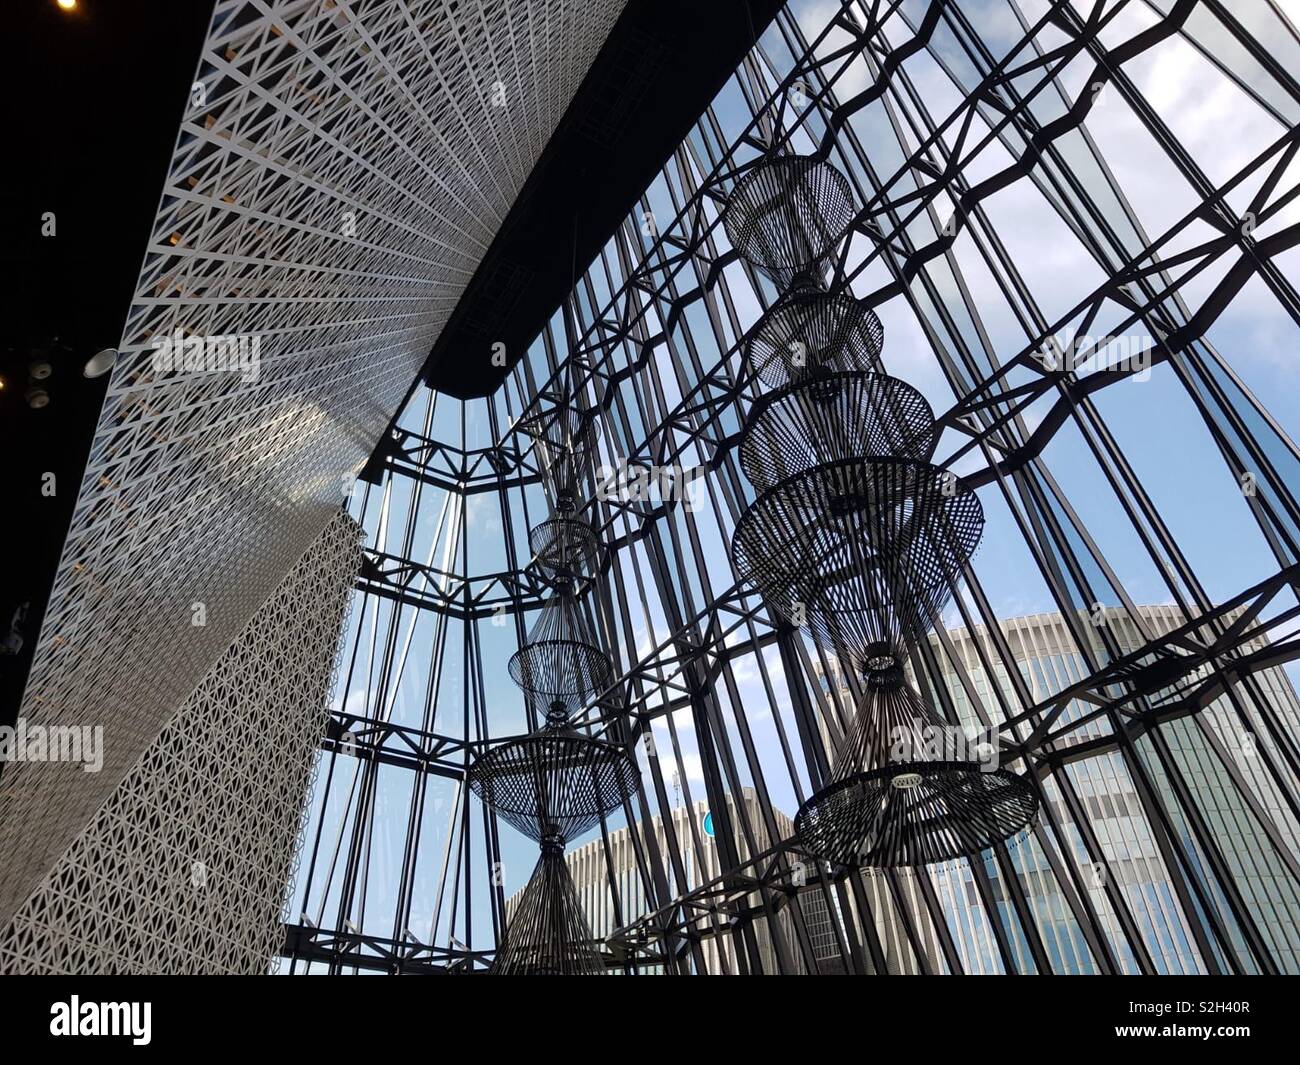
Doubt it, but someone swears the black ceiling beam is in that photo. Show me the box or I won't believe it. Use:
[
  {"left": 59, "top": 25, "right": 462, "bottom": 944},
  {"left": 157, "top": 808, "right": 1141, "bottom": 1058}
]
[{"left": 417, "top": 0, "right": 786, "bottom": 401}]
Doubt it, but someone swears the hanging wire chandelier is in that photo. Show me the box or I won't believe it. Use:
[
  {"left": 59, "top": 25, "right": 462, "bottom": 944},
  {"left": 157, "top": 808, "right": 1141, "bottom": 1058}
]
[
  {"left": 468, "top": 719, "right": 639, "bottom": 974},
  {"left": 469, "top": 411, "right": 638, "bottom": 972},
  {"left": 731, "top": 456, "right": 986, "bottom": 662},
  {"left": 738, "top": 371, "right": 936, "bottom": 492},
  {"left": 491, "top": 841, "right": 607, "bottom": 975},
  {"left": 724, "top": 150, "right": 1038, "bottom": 868},
  {"left": 744, "top": 286, "right": 884, "bottom": 388},
  {"left": 508, "top": 587, "right": 615, "bottom": 722},
  {"left": 721, "top": 153, "right": 856, "bottom": 288},
  {"left": 517, "top": 402, "right": 599, "bottom": 509},
  {"left": 469, "top": 724, "right": 641, "bottom": 846},
  {"left": 794, "top": 680, "right": 1039, "bottom": 867},
  {"left": 529, "top": 514, "right": 602, "bottom": 585}
]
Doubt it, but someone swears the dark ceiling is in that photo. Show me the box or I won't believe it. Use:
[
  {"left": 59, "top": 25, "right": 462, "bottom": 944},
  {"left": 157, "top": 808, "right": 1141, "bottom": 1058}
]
[
  {"left": 1, "top": 0, "right": 215, "bottom": 733},
  {"left": 420, "top": 0, "right": 787, "bottom": 400}
]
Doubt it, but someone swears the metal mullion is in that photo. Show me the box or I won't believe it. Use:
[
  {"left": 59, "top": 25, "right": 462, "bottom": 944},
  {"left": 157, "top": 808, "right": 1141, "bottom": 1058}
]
[
  {"left": 1024, "top": 787, "right": 1123, "bottom": 975},
  {"left": 1184, "top": 709, "right": 1300, "bottom": 890},
  {"left": 616, "top": 530, "right": 717, "bottom": 973},
  {"left": 659, "top": 683, "right": 736, "bottom": 973},
  {"left": 1139, "top": 722, "right": 1281, "bottom": 973},
  {"left": 643, "top": 521, "right": 765, "bottom": 972},
  {"left": 992, "top": 839, "right": 1056, "bottom": 974},
  {"left": 1013, "top": 461, "right": 1241, "bottom": 969},
  {"left": 878, "top": 871, "right": 939, "bottom": 975},
  {"left": 650, "top": 485, "right": 801, "bottom": 971}
]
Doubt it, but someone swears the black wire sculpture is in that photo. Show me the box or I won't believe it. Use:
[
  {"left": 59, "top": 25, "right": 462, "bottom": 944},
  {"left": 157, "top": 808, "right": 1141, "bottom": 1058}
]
[
  {"left": 470, "top": 432, "right": 639, "bottom": 971},
  {"left": 468, "top": 720, "right": 639, "bottom": 975},
  {"left": 793, "top": 661, "right": 1038, "bottom": 866},
  {"left": 744, "top": 286, "right": 884, "bottom": 388},
  {"left": 468, "top": 723, "right": 640, "bottom": 844},
  {"left": 730, "top": 456, "right": 1037, "bottom": 866},
  {"left": 723, "top": 156, "right": 1037, "bottom": 867},
  {"left": 491, "top": 841, "right": 606, "bottom": 975},
  {"left": 721, "top": 154, "right": 857, "bottom": 288},
  {"left": 530, "top": 514, "right": 602, "bottom": 584},
  {"left": 516, "top": 403, "right": 599, "bottom": 508},
  {"left": 739, "top": 371, "right": 936, "bottom": 493},
  {"left": 793, "top": 758, "right": 1041, "bottom": 869},
  {"left": 731, "top": 456, "right": 986, "bottom": 658},
  {"left": 509, "top": 588, "right": 615, "bottom": 719}
]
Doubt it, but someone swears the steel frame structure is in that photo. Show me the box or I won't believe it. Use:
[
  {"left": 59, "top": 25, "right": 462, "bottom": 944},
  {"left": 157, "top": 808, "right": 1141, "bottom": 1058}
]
[{"left": 285, "top": 0, "right": 1300, "bottom": 975}]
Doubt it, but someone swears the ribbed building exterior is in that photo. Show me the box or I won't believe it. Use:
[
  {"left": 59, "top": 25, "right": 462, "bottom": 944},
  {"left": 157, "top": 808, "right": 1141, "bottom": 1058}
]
[
  {"left": 816, "top": 606, "right": 1300, "bottom": 974},
  {"left": 510, "top": 789, "right": 843, "bottom": 974}
]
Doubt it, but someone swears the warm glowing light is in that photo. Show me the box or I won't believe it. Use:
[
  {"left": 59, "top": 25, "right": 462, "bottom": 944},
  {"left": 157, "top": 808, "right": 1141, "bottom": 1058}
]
[{"left": 57, "top": 0, "right": 78, "bottom": 11}]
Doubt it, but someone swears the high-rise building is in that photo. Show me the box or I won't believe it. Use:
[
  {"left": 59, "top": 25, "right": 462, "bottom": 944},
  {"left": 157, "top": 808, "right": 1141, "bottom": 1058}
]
[
  {"left": 515, "top": 788, "right": 846, "bottom": 974},
  {"left": 814, "top": 607, "right": 1300, "bottom": 974}
]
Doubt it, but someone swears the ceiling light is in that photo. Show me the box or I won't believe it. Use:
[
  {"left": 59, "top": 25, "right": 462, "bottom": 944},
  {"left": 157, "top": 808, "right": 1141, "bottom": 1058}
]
[{"left": 83, "top": 348, "right": 117, "bottom": 379}]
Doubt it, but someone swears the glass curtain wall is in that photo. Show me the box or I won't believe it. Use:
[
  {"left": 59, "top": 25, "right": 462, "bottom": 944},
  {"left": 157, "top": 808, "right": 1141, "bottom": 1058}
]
[{"left": 284, "top": 0, "right": 1300, "bottom": 975}]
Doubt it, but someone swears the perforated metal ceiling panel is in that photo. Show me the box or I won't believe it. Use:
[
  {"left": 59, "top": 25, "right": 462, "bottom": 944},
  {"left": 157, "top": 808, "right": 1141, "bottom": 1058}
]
[
  {"left": 0, "top": 513, "right": 363, "bottom": 975},
  {"left": 0, "top": 0, "right": 625, "bottom": 927}
]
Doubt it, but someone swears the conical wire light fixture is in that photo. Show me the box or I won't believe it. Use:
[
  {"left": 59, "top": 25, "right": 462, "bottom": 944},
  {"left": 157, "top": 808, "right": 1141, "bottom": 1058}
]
[
  {"left": 794, "top": 755, "right": 1040, "bottom": 869},
  {"left": 529, "top": 514, "right": 602, "bottom": 585},
  {"left": 468, "top": 722, "right": 640, "bottom": 844},
  {"left": 491, "top": 844, "right": 605, "bottom": 975},
  {"left": 739, "top": 371, "right": 936, "bottom": 493},
  {"left": 477, "top": 419, "right": 633, "bottom": 971},
  {"left": 828, "top": 661, "right": 950, "bottom": 778},
  {"left": 744, "top": 286, "right": 884, "bottom": 388},
  {"left": 714, "top": 140, "right": 1039, "bottom": 868},
  {"left": 731, "top": 456, "right": 985, "bottom": 662},
  {"left": 721, "top": 154, "right": 857, "bottom": 289},
  {"left": 509, "top": 587, "right": 615, "bottom": 717},
  {"left": 517, "top": 403, "right": 600, "bottom": 507},
  {"left": 468, "top": 715, "right": 639, "bottom": 975},
  {"left": 482, "top": 391, "right": 631, "bottom": 972},
  {"left": 793, "top": 663, "right": 1038, "bottom": 867},
  {"left": 731, "top": 452, "right": 1037, "bottom": 867}
]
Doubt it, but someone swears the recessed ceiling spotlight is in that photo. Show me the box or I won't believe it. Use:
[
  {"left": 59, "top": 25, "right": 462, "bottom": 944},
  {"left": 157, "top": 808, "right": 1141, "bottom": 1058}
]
[
  {"left": 56, "top": 0, "right": 78, "bottom": 11},
  {"left": 83, "top": 348, "right": 117, "bottom": 379},
  {"left": 26, "top": 387, "right": 50, "bottom": 410}
]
